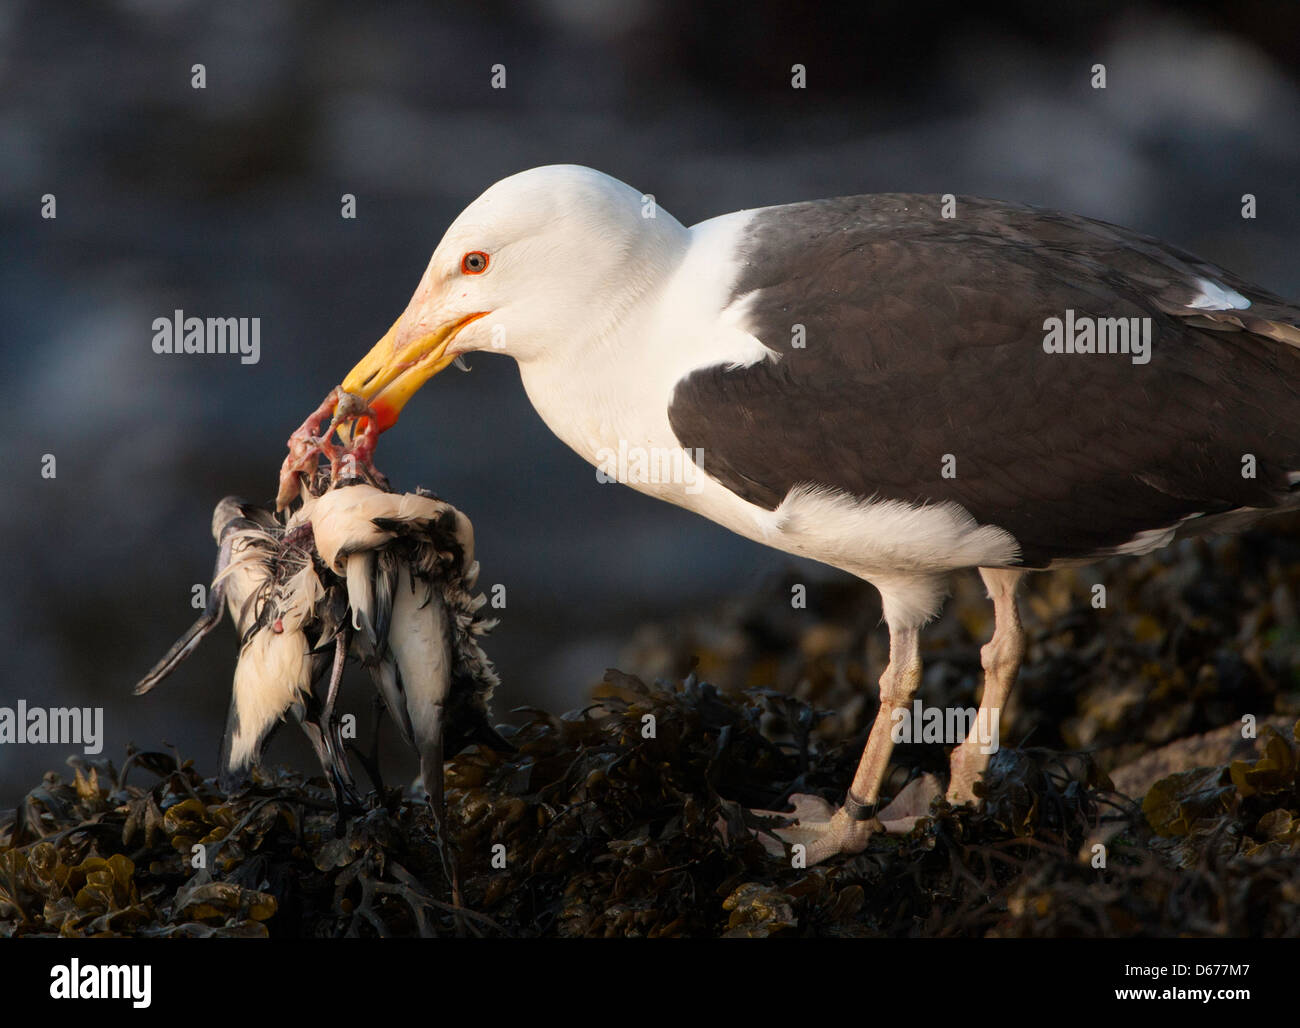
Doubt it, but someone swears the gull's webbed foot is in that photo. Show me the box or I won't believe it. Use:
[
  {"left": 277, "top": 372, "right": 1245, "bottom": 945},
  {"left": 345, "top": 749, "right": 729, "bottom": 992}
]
[
  {"left": 749, "top": 774, "right": 943, "bottom": 866},
  {"left": 751, "top": 794, "right": 878, "bottom": 866}
]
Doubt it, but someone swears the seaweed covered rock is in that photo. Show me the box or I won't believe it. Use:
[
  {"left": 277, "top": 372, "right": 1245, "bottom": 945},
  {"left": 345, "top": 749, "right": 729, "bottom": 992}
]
[
  {"left": 3, "top": 681, "right": 1298, "bottom": 937},
  {"left": 4, "top": 513, "right": 1298, "bottom": 937}
]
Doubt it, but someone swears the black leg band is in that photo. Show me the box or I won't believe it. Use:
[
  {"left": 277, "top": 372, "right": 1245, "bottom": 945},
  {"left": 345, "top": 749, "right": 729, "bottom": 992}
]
[{"left": 844, "top": 791, "right": 878, "bottom": 822}]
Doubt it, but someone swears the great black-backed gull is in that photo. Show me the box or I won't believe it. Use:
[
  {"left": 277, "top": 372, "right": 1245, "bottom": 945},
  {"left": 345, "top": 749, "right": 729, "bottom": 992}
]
[{"left": 323, "top": 164, "right": 1300, "bottom": 864}]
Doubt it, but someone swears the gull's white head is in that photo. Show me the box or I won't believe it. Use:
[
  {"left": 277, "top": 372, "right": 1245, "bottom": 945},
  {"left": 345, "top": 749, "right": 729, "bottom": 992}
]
[{"left": 340, "top": 165, "right": 688, "bottom": 431}]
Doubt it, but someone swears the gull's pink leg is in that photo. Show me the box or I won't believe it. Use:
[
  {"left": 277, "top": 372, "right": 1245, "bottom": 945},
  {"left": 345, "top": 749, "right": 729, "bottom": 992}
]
[
  {"left": 754, "top": 619, "right": 925, "bottom": 866},
  {"left": 947, "top": 568, "right": 1025, "bottom": 804}
]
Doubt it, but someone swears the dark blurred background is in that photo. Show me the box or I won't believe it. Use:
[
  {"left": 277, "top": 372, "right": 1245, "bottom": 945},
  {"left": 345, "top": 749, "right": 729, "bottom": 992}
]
[{"left": 3, "top": 0, "right": 1299, "bottom": 803}]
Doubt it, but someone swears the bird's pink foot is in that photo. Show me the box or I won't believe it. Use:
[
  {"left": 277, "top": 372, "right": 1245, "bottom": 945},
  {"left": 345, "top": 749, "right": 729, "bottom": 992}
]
[
  {"left": 277, "top": 388, "right": 339, "bottom": 509},
  {"left": 750, "top": 775, "right": 942, "bottom": 866},
  {"left": 276, "top": 388, "right": 387, "bottom": 509},
  {"left": 751, "top": 794, "right": 877, "bottom": 866},
  {"left": 875, "top": 772, "right": 942, "bottom": 833},
  {"left": 328, "top": 412, "right": 384, "bottom": 487}
]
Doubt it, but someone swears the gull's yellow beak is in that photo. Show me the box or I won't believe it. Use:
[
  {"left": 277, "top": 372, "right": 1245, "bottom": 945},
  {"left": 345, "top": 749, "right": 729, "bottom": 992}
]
[{"left": 339, "top": 311, "right": 487, "bottom": 431}]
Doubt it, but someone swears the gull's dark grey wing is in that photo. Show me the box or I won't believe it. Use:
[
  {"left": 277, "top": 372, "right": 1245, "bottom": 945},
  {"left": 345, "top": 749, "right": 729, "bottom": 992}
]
[{"left": 669, "top": 194, "right": 1300, "bottom": 566}]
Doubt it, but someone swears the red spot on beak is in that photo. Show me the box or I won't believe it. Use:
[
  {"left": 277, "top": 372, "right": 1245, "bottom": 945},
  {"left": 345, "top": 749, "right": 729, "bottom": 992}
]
[{"left": 368, "top": 400, "right": 399, "bottom": 433}]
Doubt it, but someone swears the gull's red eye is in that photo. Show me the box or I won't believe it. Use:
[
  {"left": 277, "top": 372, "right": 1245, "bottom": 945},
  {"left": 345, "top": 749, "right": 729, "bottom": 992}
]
[{"left": 461, "top": 251, "right": 489, "bottom": 274}]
